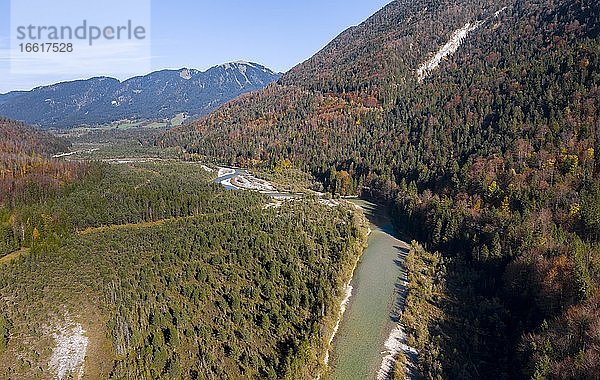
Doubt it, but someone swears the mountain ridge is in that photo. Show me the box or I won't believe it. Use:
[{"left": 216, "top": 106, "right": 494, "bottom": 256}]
[{"left": 0, "top": 62, "right": 282, "bottom": 129}]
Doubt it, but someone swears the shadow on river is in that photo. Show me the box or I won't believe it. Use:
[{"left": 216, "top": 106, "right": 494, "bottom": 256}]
[{"left": 328, "top": 199, "right": 413, "bottom": 380}]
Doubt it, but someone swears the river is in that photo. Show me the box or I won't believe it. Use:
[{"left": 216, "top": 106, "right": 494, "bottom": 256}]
[
  {"left": 328, "top": 200, "right": 414, "bottom": 380},
  {"left": 213, "top": 171, "right": 415, "bottom": 379}
]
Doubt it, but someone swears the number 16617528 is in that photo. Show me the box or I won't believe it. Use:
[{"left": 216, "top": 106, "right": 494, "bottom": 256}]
[{"left": 19, "top": 43, "right": 74, "bottom": 53}]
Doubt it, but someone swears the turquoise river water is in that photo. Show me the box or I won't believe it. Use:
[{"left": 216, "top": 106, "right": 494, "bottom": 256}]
[{"left": 328, "top": 200, "right": 410, "bottom": 380}]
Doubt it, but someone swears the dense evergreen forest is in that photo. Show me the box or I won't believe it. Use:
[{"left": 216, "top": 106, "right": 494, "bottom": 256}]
[
  {"left": 0, "top": 156, "right": 367, "bottom": 379},
  {"left": 161, "top": 0, "right": 600, "bottom": 378}
]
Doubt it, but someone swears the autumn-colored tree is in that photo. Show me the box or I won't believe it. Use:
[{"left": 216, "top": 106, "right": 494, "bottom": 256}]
[{"left": 32, "top": 227, "right": 40, "bottom": 241}]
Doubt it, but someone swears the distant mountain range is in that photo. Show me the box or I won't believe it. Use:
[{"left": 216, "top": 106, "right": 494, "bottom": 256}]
[{"left": 0, "top": 62, "right": 281, "bottom": 128}]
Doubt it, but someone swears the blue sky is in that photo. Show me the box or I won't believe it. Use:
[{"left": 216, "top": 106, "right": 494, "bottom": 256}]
[{"left": 0, "top": 0, "right": 390, "bottom": 93}]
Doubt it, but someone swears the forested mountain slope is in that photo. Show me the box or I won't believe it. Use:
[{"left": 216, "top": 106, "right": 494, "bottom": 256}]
[
  {"left": 162, "top": 0, "right": 600, "bottom": 378},
  {"left": 0, "top": 118, "right": 69, "bottom": 155},
  {"left": 0, "top": 118, "right": 84, "bottom": 206}
]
